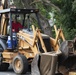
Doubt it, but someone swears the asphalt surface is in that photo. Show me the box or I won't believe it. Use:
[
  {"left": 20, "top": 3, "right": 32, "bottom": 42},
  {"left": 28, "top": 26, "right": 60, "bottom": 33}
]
[{"left": 0, "top": 66, "right": 31, "bottom": 75}]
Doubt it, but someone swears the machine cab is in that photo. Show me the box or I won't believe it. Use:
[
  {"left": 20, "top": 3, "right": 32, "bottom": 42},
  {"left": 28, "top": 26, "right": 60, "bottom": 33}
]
[{"left": 0, "top": 8, "right": 41, "bottom": 49}]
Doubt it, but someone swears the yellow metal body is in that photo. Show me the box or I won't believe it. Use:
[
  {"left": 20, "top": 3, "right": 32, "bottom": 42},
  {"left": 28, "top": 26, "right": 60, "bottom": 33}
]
[
  {"left": 69, "top": 72, "right": 76, "bottom": 75},
  {"left": 2, "top": 25, "right": 65, "bottom": 64},
  {"left": 0, "top": 0, "right": 9, "bottom": 35},
  {"left": 0, "top": 0, "right": 66, "bottom": 64}
]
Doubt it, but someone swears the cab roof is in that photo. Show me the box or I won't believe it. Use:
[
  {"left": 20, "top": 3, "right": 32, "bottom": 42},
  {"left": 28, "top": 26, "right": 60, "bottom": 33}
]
[{"left": 0, "top": 8, "right": 39, "bottom": 14}]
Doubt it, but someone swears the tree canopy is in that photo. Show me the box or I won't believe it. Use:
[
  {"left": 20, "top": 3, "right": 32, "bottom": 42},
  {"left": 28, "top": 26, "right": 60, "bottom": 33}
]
[
  {"left": 49, "top": 0, "right": 76, "bottom": 39},
  {"left": 12, "top": 0, "right": 76, "bottom": 39}
]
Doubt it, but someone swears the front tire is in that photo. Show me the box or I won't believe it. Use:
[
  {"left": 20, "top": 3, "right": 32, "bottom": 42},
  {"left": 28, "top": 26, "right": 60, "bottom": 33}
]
[{"left": 12, "top": 54, "right": 29, "bottom": 74}]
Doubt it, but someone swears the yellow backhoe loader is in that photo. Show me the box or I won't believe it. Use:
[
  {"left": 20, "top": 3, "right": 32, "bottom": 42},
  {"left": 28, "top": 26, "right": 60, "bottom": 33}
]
[
  {"left": 0, "top": 8, "right": 61, "bottom": 74},
  {"left": 0, "top": 0, "right": 65, "bottom": 74},
  {"left": 1, "top": 0, "right": 76, "bottom": 75}
]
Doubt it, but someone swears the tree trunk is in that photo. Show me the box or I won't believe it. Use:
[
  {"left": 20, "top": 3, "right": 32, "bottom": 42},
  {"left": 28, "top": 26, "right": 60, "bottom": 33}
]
[{"left": 39, "top": 14, "right": 52, "bottom": 36}]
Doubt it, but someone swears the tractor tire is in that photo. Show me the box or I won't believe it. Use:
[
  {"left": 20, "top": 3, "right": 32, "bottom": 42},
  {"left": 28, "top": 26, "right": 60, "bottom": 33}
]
[
  {"left": 0, "top": 63, "right": 9, "bottom": 71},
  {"left": 0, "top": 45, "right": 3, "bottom": 52},
  {"left": 0, "top": 44, "right": 4, "bottom": 52},
  {"left": 0, "top": 52, "right": 9, "bottom": 71},
  {"left": 0, "top": 39, "right": 7, "bottom": 52},
  {"left": 0, "top": 43, "right": 9, "bottom": 71},
  {"left": 0, "top": 52, "right": 2, "bottom": 66},
  {"left": 12, "top": 54, "right": 29, "bottom": 74}
]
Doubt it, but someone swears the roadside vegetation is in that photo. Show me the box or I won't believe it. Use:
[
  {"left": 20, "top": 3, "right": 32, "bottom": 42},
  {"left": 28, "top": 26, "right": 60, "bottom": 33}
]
[{"left": 12, "top": 0, "right": 76, "bottom": 40}]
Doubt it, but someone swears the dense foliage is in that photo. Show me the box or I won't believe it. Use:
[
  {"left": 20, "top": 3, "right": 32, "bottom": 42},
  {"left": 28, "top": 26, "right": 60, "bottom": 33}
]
[
  {"left": 51, "top": 0, "right": 76, "bottom": 39},
  {"left": 12, "top": 0, "right": 76, "bottom": 39}
]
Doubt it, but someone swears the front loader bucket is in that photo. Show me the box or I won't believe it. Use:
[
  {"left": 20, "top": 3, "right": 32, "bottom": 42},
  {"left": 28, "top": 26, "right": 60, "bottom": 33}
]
[
  {"left": 59, "top": 40, "right": 76, "bottom": 68},
  {"left": 31, "top": 52, "right": 57, "bottom": 75}
]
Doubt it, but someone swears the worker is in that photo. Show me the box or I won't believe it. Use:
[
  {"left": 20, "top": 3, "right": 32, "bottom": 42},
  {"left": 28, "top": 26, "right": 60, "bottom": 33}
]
[{"left": 12, "top": 19, "right": 23, "bottom": 32}]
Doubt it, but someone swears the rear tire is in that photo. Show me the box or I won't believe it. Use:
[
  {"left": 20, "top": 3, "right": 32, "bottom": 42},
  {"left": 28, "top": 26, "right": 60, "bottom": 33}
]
[
  {"left": 0, "top": 63, "right": 9, "bottom": 71},
  {"left": 0, "top": 51, "right": 9, "bottom": 71},
  {"left": 12, "top": 54, "right": 29, "bottom": 74}
]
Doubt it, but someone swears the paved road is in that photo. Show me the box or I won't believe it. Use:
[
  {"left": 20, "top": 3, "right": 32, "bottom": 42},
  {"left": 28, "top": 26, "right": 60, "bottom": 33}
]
[{"left": 0, "top": 67, "right": 31, "bottom": 75}]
